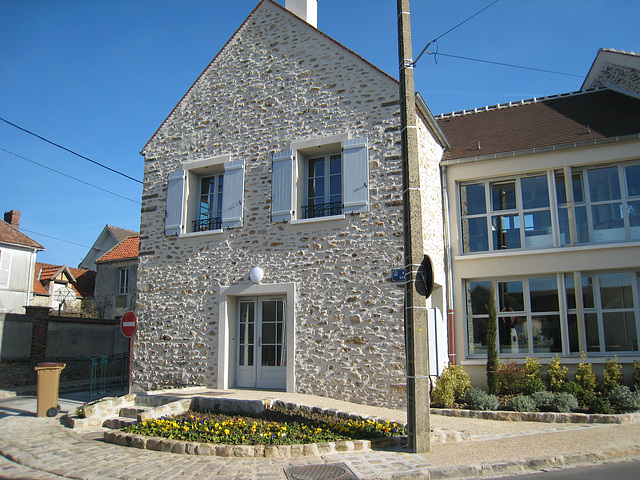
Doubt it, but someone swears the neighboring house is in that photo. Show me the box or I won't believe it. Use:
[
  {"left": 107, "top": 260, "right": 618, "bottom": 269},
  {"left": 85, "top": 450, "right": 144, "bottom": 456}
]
[
  {"left": 94, "top": 235, "right": 139, "bottom": 320},
  {"left": 437, "top": 48, "right": 640, "bottom": 384},
  {"left": 135, "top": 0, "right": 449, "bottom": 408},
  {"left": 79, "top": 225, "right": 138, "bottom": 271},
  {"left": 0, "top": 210, "right": 44, "bottom": 314},
  {"left": 32, "top": 263, "right": 96, "bottom": 314}
]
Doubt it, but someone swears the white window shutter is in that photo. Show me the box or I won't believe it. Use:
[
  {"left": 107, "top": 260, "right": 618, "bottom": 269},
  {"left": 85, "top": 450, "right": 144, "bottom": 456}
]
[
  {"left": 165, "top": 170, "right": 185, "bottom": 235},
  {"left": 221, "top": 159, "right": 245, "bottom": 229},
  {"left": 0, "top": 249, "right": 11, "bottom": 289},
  {"left": 343, "top": 137, "right": 369, "bottom": 214},
  {"left": 271, "top": 150, "right": 294, "bottom": 222}
]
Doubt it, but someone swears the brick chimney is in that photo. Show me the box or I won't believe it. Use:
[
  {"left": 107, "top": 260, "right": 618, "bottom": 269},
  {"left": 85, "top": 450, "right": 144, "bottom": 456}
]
[
  {"left": 285, "top": 0, "right": 318, "bottom": 28},
  {"left": 4, "top": 210, "right": 21, "bottom": 228}
]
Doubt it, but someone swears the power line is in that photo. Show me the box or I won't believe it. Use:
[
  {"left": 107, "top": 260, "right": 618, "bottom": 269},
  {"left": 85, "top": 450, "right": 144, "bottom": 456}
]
[
  {"left": 413, "top": 0, "right": 500, "bottom": 67},
  {"left": 0, "top": 117, "right": 143, "bottom": 184},
  {"left": 20, "top": 228, "right": 92, "bottom": 249},
  {"left": 0, "top": 147, "right": 141, "bottom": 204},
  {"left": 423, "top": 51, "right": 583, "bottom": 78}
]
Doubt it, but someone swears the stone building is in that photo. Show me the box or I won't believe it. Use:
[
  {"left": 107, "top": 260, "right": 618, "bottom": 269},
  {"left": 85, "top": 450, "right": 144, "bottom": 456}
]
[
  {"left": 95, "top": 235, "right": 139, "bottom": 320},
  {"left": 135, "top": 0, "right": 449, "bottom": 408}
]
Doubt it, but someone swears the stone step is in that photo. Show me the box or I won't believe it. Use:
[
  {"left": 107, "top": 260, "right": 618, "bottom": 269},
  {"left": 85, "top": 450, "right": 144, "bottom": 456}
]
[
  {"left": 119, "top": 406, "right": 151, "bottom": 418},
  {"left": 103, "top": 417, "right": 137, "bottom": 429}
]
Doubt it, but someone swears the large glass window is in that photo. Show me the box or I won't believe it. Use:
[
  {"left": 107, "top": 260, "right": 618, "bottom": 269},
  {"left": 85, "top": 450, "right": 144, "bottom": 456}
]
[
  {"left": 466, "top": 271, "right": 640, "bottom": 358},
  {"left": 460, "top": 161, "right": 640, "bottom": 253}
]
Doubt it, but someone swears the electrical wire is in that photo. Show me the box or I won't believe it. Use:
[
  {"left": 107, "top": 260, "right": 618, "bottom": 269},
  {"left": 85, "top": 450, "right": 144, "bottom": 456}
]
[
  {"left": 413, "top": 0, "right": 500, "bottom": 67},
  {"left": 0, "top": 117, "right": 142, "bottom": 184},
  {"left": 0, "top": 147, "right": 141, "bottom": 204},
  {"left": 423, "top": 51, "right": 583, "bottom": 77},
  {"left": 19, "top": 228, "right": 92, "bottom": 249}
]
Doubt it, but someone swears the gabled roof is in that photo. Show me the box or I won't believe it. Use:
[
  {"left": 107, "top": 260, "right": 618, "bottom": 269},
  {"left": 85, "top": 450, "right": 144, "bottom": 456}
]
[
  {"left": 582, "top": 48, "right": 640, "bottom": 94},
  {"left": 96, "top": 235, "right": 139, "bottom": 263},
  {"left": 79, "top": 225, "right": 138, "bottom": 269},
  {"left": 0, "top": 218, "right": 44, "bottom": 250},
  {"left": 142, "top": 0, "right": 448, "bottom": 152},
  {"left": 436, "top": 88, "right": 640, "bottom": 162},
  {"left": 34, "top": 262, "right": 96, "bottom": 298}
]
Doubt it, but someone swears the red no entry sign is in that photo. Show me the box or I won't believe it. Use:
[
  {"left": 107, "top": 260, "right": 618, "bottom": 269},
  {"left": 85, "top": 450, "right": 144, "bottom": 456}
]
[{"left": 120, "top": 311, "right": 137, "bottom": 338}]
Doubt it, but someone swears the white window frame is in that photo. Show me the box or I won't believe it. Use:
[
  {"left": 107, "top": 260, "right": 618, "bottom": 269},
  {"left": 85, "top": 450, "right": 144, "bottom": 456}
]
[
  {"left": 165, "top": 155, "right": 245, "bottom": 236},
  {"left": 118, "top": 267, "right": 129, "bottom": 295},
  {"left": 458, "top": 160, "right": 640, "bottom": 254},
  {"left": 464, "top": 269, "right": 640, "bottom": 359}
]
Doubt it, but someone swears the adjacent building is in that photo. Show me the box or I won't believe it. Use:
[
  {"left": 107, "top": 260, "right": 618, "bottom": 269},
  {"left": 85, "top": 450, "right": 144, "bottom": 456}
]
[
  {"left": 438, "top": 48, "right": 640, "bottom": 383},
  {"left": 95, "top": 235, "right": 139, "bottom": 320},
  {"left": 0, "top": 210, "right": 44, "bottom": 314}
]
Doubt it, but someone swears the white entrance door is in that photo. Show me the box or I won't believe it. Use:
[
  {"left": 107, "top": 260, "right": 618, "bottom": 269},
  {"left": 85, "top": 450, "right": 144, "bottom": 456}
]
[{"left": 235, "top": 297, "right": 286, "bottom": 390}]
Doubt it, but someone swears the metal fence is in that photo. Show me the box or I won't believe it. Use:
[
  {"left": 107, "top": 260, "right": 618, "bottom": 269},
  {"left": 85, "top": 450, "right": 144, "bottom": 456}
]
[{"left": 89, "top": 352, "right": 129, "bottom": 400}]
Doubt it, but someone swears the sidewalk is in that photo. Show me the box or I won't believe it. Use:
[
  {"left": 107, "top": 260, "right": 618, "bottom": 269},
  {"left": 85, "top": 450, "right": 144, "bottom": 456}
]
[{"left": 1, "top": 387, "right": 640, "bottom": 480}]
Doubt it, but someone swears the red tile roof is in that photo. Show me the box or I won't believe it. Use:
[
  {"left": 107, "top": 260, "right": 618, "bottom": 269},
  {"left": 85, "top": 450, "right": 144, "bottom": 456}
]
[
  {"left": 96, "top": 236, "right": 139, "bottom": 263},
  {"left": 437, "top": 89, "right": 640, "bottom": 161},
  {"left": 33, "top": 262, "right": 96, "bottom": 298},
  {"left": 0, "top": 219, "right": 44, "bottom": 250}
]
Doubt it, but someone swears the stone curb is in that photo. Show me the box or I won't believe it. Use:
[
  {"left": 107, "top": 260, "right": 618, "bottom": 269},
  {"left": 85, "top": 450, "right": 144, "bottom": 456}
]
[
  {"left": 417, "top": 444, "right": 640, "bottom": 480},
  {"left": 431, "top": 407, "right": 640, "bottom": 424},
  {"left": 102, "top": 430, "right": 390, "bottom": 457}
]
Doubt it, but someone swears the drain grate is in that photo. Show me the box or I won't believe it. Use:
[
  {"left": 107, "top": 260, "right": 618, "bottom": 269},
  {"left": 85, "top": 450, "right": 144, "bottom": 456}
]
[{"left": 284, "top": 463, "right": 358, "bottom": 480}]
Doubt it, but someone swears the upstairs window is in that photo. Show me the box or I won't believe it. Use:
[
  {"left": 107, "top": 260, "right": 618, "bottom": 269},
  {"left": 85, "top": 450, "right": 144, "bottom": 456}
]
[
  {"left": 165, "top": 156, "right": 244, "bottom": 235},
  {"left": 271, "top": 136, "right": 368, "bottom": 223},
  {"left": 304, "top": 153, "right": 342, "bottom": 219},
  {"left": 459, "top": 161, "right": 640, "bottom": 253},
  {"left": 118, "top": 267, "right": 129, "bottom": 295},
  {"left": 196, "top": 173, "right": 224, "bottom": 231}
]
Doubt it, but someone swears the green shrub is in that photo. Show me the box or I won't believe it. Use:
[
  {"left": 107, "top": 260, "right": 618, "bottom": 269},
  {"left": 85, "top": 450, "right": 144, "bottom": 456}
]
[
  {"left": 523, "top": 377, "right": 546, "bottom": 395},
  {"left": 632, "top": 360, "right": 640, "bottom": 392},
  {"left": 497, "top": 360, "right": 526, "bottom": 396},
  {"left": 575, "top": 389, "right": 597, "bottom": 410},
  {"left": 587, "top": 396, "right": 614, "bottom": 415},
  {"left": 465, "top": 387, "right": 499, "bottom": 411},
  {"left": 530, "top": 390, "right": 555, "bottom": 407},
  {"left": 522, "top": 357, "right": 546, "bottom": 394},
  {"left": 601, "top": 357, "right": 624, "bottom": 393},
  {"left": 546, "top": 356, "right": 568, "bottom": 392},
  {"left": 574, "top": 361, "right": 597, "bottom": 392},
  {"left": 560, "top": 381, "right": 584, "bottom": 398},
  {"left": 507, "top": 395, "right": 536, "bottom": 412},
  {"left": 431, "top": 364, "right": 471, "bottom": 408},
  {"left": 550, "top": 392, "right": 578, "bottom": 413},
  {"left": 524, "top": 357, "right": 542, "bottom": 379},
  {"left": 608, "top": 385, "right": 640, "bottom": 413}
]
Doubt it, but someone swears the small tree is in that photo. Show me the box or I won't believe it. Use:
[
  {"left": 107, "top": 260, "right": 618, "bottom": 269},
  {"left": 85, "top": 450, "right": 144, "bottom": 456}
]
[
  {"left": 574, "top": 359, "right": 597, "bottom": 392},
  {"left": 486, "top": 284, "right": 499, "bottom": 395},
  {"left": 601, "top": 356, "right": 624, "bottom": 393},
  {"left": 546, "top": 355, "right": 568, "bottom": 392}
]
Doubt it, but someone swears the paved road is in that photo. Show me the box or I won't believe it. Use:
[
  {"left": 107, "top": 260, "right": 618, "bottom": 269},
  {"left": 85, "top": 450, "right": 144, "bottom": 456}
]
[
  {"left": 490, "top": 459, "right": 640, "bottom": 479},
  {"left": 1, "top": 388, "right": 640, "bottom": 480}
]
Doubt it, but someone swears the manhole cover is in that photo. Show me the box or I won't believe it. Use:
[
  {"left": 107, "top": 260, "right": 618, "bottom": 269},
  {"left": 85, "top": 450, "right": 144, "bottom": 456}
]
[{"left": 284, "top": 463, "right": 358, "bottom": 480}]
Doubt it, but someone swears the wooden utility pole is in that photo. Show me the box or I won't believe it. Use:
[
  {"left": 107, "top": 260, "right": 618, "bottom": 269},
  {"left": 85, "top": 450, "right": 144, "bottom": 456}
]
[{"left": 397, "top": 0, "right": 431, "bottom": 453}]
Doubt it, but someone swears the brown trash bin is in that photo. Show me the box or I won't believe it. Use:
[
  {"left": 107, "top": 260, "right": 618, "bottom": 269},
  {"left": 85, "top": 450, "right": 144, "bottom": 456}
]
[{"left": 34, "top": 362, "right": 66, "bottom": 417}]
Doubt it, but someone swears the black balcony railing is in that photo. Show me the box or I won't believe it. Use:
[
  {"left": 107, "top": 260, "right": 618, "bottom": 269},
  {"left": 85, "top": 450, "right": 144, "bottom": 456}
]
[
  {"left": 193, "top": 217, "right": 222, "bottom": 232},
  {"left": 302, "top": 201, "right": 343, "bottom": 219}
]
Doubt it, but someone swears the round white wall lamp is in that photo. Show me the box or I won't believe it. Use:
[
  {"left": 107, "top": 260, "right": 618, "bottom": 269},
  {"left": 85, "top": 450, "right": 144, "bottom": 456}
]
[{"left": 249, "top": 267, "right": 264, "bottom": 283}]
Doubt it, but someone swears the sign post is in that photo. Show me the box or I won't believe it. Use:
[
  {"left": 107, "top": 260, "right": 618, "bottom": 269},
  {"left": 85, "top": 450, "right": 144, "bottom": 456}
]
[{"left": 120, "top": 312, "right": 137, "bottom": 394}]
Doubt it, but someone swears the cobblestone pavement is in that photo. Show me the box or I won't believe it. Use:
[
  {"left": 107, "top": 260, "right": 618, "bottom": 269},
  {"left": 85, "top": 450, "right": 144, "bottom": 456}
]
[{"left": 1, "top": 390, "right": 640, "bottom": 480}]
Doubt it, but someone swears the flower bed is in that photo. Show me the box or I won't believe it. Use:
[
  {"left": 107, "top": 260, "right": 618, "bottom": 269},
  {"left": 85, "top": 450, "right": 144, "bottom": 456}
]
[{"left": 122, "top": 406, "right": 405, "bottom": 446}]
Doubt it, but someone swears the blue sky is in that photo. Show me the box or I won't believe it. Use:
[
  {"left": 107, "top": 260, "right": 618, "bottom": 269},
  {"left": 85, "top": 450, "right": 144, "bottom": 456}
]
[{"left": 1, "top": 0, "right": 638, "bottom": 267}]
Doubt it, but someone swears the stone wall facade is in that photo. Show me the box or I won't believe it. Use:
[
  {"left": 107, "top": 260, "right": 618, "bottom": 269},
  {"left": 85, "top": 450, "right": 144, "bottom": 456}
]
[{"left": 135, "top": 1, "right": 445, "bottom": 408}]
